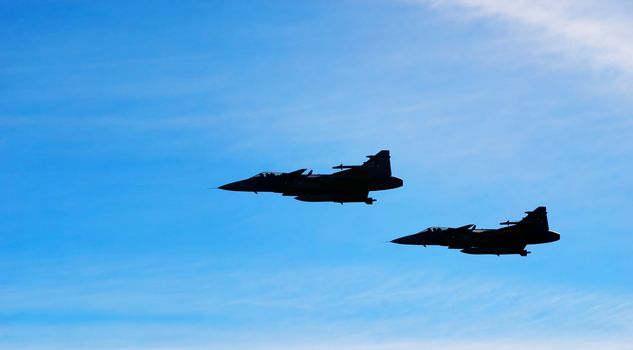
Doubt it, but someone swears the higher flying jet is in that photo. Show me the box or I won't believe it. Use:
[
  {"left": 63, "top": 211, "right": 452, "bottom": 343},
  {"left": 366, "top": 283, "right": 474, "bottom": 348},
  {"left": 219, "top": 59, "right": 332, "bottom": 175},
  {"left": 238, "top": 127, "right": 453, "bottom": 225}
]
[
  {"left": 218, "top": 150, "right": 403, "bottom": 204},
  {"left": 391, "top": 207, "right": 560, "bottom": 256}
]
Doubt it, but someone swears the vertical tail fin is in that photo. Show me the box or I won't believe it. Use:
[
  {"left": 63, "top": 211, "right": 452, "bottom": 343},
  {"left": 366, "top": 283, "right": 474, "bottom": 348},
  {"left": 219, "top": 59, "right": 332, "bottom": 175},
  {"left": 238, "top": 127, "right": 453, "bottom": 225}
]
[
  {"left": 520, "top": 206, "right": 549, "bottom": 231},
  {"left": 363, "top": 150, "right": 392, "bottom": 177}
]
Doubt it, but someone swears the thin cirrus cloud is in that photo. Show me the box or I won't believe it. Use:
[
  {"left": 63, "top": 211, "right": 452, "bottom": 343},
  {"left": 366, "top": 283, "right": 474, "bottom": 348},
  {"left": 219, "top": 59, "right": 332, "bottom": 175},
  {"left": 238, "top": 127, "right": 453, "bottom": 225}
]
[
  {"left": 417, "top": 0, "right": 633, "bottom": 79},
  {"left": 3, "top": 263, "right": 631, "bottom": 346},
  {"left": 5, "top": 260, "right": 632, "bottom": 325}
]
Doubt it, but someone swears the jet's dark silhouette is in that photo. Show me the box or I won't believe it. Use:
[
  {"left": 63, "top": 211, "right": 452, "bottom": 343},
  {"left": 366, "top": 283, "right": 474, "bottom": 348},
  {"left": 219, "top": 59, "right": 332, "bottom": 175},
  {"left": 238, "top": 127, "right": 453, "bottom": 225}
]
[
  {"left": 391, "top": 207, "right": 559, "bottom": 256},
  {"left": 219, "top": 150, "right": 403, "bottom": 204}
]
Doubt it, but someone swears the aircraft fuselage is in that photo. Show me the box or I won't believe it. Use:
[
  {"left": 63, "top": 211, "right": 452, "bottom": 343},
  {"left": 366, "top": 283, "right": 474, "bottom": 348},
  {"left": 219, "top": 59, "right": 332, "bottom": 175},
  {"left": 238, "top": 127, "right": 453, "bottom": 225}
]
[
  {"left": 218, "top": 150, "right": 402, "bottom": 204},
  {"left": 391, "top": 207, "right": 560, "bottom": 256},
  {"left": 219, "top": 173, "right": 402, "bottom": 204}
]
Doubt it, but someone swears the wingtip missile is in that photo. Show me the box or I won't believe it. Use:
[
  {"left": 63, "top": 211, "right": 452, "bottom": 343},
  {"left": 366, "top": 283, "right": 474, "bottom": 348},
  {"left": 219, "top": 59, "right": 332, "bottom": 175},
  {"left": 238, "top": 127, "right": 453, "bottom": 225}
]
[
  {"left": 500, "top": 220, "right": 519, "bottom": 225},
  {"left": 332, "top": 164, "right": 362, "bottom": 170}
]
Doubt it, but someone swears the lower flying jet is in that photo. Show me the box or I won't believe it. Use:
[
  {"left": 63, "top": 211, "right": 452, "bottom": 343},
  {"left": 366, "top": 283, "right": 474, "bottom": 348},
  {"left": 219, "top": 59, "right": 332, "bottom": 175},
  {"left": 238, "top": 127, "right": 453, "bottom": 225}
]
[
  {"left": 391, "top": 207, "right": 559, "bottom": 256},
  {"left": 218, "top": 150, "right": 403, "bottom": 204}
]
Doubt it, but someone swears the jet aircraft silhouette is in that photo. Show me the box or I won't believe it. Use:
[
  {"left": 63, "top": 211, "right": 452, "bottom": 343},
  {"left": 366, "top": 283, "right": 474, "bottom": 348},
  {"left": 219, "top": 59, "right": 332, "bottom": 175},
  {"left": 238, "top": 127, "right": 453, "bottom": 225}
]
[
  {"left": 219, "top": 150, "right": 403, "bottom": 204},
  {"left": 391, "top": 207, "right": 559, "bottom": 256}
]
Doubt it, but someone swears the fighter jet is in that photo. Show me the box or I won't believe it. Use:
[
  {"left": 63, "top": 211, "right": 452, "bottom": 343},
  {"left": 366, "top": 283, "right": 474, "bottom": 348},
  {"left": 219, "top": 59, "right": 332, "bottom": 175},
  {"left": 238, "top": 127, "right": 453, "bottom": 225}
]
[
  {"left": 218, "top": 150, "right": 403, "bottom": 204},
  {"left": 391, "top": 207, "right": 559, "bottom": 256}
]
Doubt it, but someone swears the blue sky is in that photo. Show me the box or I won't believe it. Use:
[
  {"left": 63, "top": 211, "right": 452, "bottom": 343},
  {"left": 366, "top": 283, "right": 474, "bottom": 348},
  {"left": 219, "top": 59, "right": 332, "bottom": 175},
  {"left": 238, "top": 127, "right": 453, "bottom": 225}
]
[{"left": 1, "top": 1, "right": 632, "bottom": 349}]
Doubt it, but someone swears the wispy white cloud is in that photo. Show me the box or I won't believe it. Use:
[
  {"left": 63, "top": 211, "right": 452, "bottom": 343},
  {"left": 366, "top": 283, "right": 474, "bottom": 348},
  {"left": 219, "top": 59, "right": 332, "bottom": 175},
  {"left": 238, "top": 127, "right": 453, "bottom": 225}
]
[
  {"left": 3, "top": 324, "right": 630, "bottom": 350},
  {"left": 415, "top": 0, "right": 633, "bottom": 79},
  {"left": 204, "top": 338, "right": 633, "bottom": 350},
  {"left": 2, "top": 262, "right": 632, "bottom": 347}
]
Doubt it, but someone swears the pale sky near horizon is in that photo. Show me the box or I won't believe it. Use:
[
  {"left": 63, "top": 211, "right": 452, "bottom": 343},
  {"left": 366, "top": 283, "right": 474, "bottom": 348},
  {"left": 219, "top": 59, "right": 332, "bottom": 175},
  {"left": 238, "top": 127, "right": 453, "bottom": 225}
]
[{"left": 1, "top": 1, "right": 632, "bottom": 349}]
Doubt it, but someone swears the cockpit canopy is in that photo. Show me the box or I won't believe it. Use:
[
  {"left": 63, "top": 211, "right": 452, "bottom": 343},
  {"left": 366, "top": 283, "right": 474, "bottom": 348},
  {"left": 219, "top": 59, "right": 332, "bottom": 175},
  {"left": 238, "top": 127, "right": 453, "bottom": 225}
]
[
  {"left": 250, "top": 172, "right": 282, "bottom": 178},
  {"left": 424, "top": 226, "right": 449, "bottom": 233}
]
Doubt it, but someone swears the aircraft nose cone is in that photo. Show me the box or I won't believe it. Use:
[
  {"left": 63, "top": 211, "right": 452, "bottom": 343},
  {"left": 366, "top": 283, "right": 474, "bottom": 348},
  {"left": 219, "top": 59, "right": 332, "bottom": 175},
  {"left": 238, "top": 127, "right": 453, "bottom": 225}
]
[
  {"left": 550, "top": 231, "right": 561, "bottom": 241},
  {"left": 218, "top": 182, "right": 240, "bottom": 191},
  {"left": 391, "top": 233, "right": 422, "bottom": 245}
]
